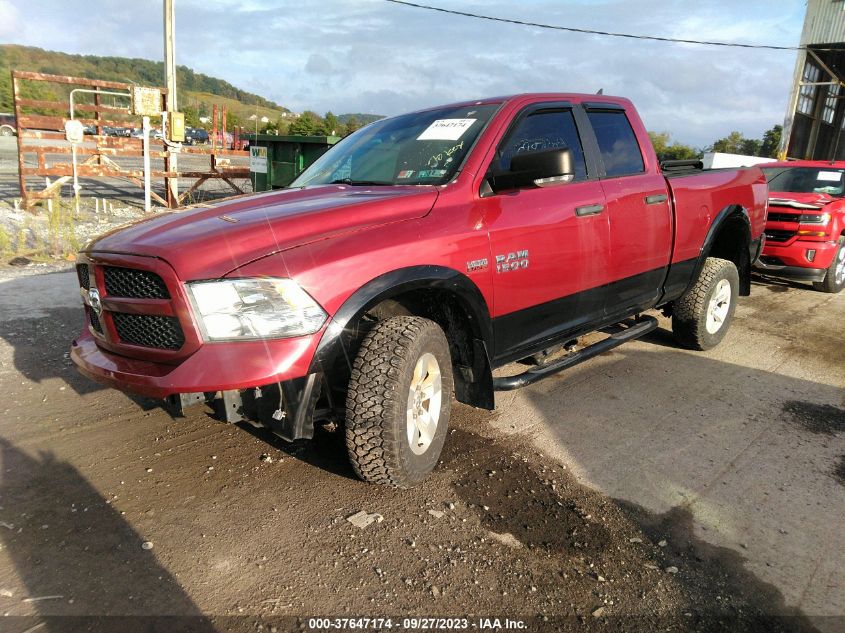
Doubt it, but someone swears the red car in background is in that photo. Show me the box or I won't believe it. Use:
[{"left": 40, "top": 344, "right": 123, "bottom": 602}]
[{"left": 755, "top": 161, "right": 845, "bottom": 293}]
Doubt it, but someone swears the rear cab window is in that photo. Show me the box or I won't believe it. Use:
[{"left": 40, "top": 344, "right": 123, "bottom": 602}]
[{"left": 586, "top": 110, "right": 645, "bottom": 177}]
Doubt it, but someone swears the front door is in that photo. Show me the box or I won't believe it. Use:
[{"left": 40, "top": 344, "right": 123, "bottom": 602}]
[{"left": 477, "top": 105, "right": 612, "bottom": 363}]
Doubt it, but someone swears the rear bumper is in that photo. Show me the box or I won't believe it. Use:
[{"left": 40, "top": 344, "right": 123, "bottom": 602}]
[
  {"left": 70, "top": 327, "right": 324, "bottom": 399},
  {"left": 754, "top": 238, "right": 837, "bottom": 282}
]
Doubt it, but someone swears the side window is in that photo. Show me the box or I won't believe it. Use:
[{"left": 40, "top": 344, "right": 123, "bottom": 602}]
[
  {"left": 497, "top": 110, "right": 588, "bottom": 181},
  {"left": 586, "top": 110, "right": 645, "bottom": 177}
]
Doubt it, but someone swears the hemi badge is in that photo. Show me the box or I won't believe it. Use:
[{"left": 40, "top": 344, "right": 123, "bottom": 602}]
[
  {"left": 466, "top": 258, "right": 488, "bottom": 272},
  {"left": 218, "top": 215, "right": 239, "bottom": 223}
]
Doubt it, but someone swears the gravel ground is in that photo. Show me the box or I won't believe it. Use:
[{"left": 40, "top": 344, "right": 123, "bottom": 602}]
[{"left": 0, "top": 266, "right": 840, "bottom": 633}]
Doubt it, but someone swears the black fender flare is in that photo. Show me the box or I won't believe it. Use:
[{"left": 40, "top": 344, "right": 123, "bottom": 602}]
[
  {"left": 309, "top": 265, "right": 495, "bottom": 409},
  {"left": 688, "top": 205, "right": 754, "bottom": 296}
]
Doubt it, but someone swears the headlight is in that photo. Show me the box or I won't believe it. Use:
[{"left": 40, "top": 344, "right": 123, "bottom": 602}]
[
  {"left": 186, "top": 278, "right": 327, "bottom": 341},
  {"left": 799, "top": 212, "right": 831, "bottom": 225}
]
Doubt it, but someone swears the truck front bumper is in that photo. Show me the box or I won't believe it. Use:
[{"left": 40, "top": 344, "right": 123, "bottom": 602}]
[
  {"left": 754, "top": 238, "right": 838, "bottom": 283},
  {"left": 71, "top": 328, "right": 323, "bottom": 400}
]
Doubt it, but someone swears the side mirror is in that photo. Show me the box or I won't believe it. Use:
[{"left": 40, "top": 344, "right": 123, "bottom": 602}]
[
  {"left": 510, "top": 147, "right": 575, "bottom": 188},
  {"left": 487, "top": 147, "right": 575, "bottom": 194}
]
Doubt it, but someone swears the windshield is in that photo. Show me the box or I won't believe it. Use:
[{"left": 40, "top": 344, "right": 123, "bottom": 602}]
[
  {"left": 762, "top": 166, "right": 845, "bottom": 197},
  {"left": 290, "top": 104, "right": 500, "bottom": 187}
]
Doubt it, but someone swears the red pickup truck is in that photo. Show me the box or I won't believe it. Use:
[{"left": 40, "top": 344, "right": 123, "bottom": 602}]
[
  {"left": 71, "top": 94, "right": 767, "bottom": 486},
  {"left": 754, "top": 160, "right": 845, "bottom": 293}
]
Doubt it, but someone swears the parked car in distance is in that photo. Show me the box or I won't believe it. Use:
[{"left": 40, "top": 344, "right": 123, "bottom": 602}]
[
  {"left": 130, "top": 127, "right": 163, "bottom": 140},
  {"left": 102, "top": 126, "right": 131, "bottom": 137},
  {"left": 71, "top": 93, "right": 767, "bottom": 487},
  {"left": 185, "top": 127, "right": 209, "bottom": 145},
  {"left": 755, "top": 160, "right": 845, "bottom": 293},
  {"left": 0, "top": 112, "right": 16, "bottom": 136}
]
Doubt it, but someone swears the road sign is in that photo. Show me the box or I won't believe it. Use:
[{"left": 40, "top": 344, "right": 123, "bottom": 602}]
[
  {"left": 250, "top": 146, "right": 268, "bottom": 174},
  {"left": 132, "top": 86, "right": 161, "bottom": 117},
  {"left": 64, "top": 119, "right": 84, "bottom": 144}
]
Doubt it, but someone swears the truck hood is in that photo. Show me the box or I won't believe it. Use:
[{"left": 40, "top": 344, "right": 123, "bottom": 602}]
[
  {"left": 85, "top": 185, "right": 438, "bottom": 279},
  {"left": 768, "top": 191, "right": 834, "bottom": 209}
]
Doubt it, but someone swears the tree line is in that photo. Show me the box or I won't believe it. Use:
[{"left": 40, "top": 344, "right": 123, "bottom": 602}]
[
  {"left": 648, "top": 125, "right": 783, "bottom": 162},
  {"left": 0, "top": 44, "right": 285, "bottom": 113},
  {"left": 236, "top": 110, "right": 384, "bottom": 138}
]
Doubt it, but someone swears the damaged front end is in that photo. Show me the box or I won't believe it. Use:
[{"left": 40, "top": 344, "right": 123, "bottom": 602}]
[{"left": 164, "top": 372, "right": 329, "bottom": 442}]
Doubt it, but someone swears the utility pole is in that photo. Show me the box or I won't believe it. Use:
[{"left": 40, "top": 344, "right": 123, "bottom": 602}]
[{"left": 164, "top": 0, "right": 178, "bottom": 206}]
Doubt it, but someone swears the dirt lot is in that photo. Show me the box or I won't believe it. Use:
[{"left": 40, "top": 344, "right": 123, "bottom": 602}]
[{"left": 0, "top": 264, "right": 842, "bottom": 633}]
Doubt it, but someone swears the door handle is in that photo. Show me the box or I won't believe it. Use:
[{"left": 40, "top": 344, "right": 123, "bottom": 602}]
[
  {"left": 575, "top": 203, "right": 605, "bottom": 217},
  {"left": 645, "top": 194, "right": 668, "bottom": 205}
]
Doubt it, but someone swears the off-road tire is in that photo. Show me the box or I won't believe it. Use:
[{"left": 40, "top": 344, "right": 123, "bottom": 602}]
[
  {"left": 672, "top": 257, "right": 739, "bottom": 351},
  {"left": 812, "top": 236, "right": 845, "bottom": 294},
  {"left": 345, "top": 316, "right": 453, "bottom": 487}
]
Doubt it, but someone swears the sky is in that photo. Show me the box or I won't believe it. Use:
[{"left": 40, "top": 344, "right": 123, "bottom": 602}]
[{"left": 0, "top": 0, "right": 808, "bottom": 147}]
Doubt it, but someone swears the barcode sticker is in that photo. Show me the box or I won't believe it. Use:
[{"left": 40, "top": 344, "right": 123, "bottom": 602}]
[{"left": 417, "top": 119, "right": 476, "bottom": 141}]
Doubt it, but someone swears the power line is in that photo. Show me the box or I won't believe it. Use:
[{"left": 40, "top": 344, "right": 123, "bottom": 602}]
[{"left": 385, "top": 0, "right": 803, "bottom": 51}]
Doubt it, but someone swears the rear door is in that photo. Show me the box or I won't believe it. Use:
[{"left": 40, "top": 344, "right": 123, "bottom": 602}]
[
  {"left": 478, "top": 102, "right": 612, "bottom": 363},
  {"left": 584, "top": 104, "right": 673, "bottom": 315}
]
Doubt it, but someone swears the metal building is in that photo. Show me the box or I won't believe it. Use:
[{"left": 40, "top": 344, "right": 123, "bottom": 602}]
[{"left": 780, "top": 0, "right": 845, "bottom": 160}]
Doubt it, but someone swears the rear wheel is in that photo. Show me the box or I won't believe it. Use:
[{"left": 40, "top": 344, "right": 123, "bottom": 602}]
[
  {"left": 813, "top": 237, "right": 845, "bottom": 294},
  {"left": 672, "top": 257, "right": 739, "bottom": 351},
  {"left": 0, "top": 127, "right": 13, "bottom": 137},
  {"left": 345, "top": 316, "right": 453, "bottom": 487}
]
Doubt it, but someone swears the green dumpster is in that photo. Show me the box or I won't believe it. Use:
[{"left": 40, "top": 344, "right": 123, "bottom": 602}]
[{"left": 247, "top": 134, "right": 341, "bottom": 191}]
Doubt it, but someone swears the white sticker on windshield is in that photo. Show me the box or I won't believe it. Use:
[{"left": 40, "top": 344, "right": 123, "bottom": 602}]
[
  {"left": 817, "top": 170, "right": 842, "bottom": 181},
  {"left": 417, "top": 119, "right": 477, "bottom": 141}
]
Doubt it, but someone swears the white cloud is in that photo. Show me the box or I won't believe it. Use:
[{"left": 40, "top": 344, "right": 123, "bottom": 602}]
[
  {"left": 0, "top": 0, "right": 22, "bottom": 39},
  {"left": 2, "top": 0, "right": 808, "bottom": 145}
]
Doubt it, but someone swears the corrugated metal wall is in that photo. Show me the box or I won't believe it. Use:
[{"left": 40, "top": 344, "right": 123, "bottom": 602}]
[
  {"left": 780, "top": 1, "right": 845, "bottom": 158},
  {"left": 801, "top": 0, "right": 845, "bottom": 45}
]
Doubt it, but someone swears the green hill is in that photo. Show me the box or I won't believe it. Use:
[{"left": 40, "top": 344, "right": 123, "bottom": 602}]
[
  {"left": 0, "top": 44, "right": 290, "bottom": 126},
  {"left": 0, "top": 45, "right": 387, "bottom": 134},
  {"left": 338, "top": 113, "right": 385, "bottom": 126}
]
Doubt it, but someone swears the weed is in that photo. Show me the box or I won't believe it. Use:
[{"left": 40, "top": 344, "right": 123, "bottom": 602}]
[
  {"left": 15, "top": 227, "right": 27, "bottom": 253},
  {"left": 0, "top": 226, "right": 11, "bottom": 255}
]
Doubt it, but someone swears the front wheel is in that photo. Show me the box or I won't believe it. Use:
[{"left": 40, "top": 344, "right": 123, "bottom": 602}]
[
  {"left": 672, "top": 257, "right": 739, "bottom": 351},
  {"left": 813, "top": 237, "right": 845, "bottom": 294},
  {"left": 345, "top": 316, "right": 453, "bottom": 487}
]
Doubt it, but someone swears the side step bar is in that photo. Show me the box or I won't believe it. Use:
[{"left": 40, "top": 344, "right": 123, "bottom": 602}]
[{"left": 493, "top": 316, "right": 659, "bottom": 391}]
